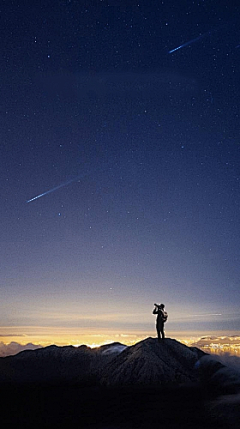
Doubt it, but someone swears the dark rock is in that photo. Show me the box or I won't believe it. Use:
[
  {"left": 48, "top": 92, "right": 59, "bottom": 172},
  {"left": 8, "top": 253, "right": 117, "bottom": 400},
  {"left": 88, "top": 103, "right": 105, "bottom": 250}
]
[
  {"left": 0, "top": 342, "right": 125, "bottom": 385},
  {"left": 0, "top": 337, "right": 205, "bottom": 387},
  {"left": 100, "top": 337, "right": 205, "bottom": 387}
]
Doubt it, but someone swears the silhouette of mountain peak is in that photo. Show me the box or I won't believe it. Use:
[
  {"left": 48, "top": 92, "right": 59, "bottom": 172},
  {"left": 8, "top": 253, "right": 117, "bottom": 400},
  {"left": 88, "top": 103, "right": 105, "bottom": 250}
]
[
  {"left": 0, "top": 337, "right": 205, "bottom": 387},
  {"left": 101, "top": 337, "right": 205, "bottom": 387}
]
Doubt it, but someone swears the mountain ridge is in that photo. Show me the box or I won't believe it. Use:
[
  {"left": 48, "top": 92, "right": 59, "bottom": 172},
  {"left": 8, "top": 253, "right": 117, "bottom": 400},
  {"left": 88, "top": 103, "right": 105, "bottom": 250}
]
[
  {"left": 0, "top": 337, "right": 205, "bottom": 387},
  {"left": 1, "top": 337, "right": 240, "bottom": 428}
]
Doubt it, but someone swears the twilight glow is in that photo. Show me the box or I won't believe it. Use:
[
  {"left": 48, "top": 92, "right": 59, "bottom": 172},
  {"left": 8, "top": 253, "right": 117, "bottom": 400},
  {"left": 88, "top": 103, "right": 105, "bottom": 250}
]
[{"left": 1, "top": 1, "right": 240, "bottom": 355}]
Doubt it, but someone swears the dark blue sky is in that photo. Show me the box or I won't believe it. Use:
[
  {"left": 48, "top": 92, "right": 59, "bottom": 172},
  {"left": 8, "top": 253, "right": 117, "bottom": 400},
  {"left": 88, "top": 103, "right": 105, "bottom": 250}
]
[{"left": 1, "top": 0, "right": 240, "bottom": 345}]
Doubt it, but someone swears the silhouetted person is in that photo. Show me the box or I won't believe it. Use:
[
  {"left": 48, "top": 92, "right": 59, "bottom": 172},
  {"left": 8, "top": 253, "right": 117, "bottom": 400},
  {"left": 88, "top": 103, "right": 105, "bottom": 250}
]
[{"left": 153, "top": 303, "right": 168, "bottom": 341}]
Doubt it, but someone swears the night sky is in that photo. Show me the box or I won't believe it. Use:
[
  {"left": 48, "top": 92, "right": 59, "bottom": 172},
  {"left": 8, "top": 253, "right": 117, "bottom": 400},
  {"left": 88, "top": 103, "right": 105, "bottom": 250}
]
[{"left": 1, "top": 0, "right": 240, "bottom": 347}]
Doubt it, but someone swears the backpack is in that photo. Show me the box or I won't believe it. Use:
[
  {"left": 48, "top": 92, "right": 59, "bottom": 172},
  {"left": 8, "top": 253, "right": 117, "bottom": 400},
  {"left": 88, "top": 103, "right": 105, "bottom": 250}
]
[{"left": 161, "top": 310, "right": 168, "bottom": 322}]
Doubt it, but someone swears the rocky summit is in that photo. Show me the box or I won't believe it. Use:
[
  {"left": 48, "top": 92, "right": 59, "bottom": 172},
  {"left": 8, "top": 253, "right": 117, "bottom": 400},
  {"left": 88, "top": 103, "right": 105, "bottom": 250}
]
[{"left": 101, "top": 337, "right": 205, "bottom": 387}]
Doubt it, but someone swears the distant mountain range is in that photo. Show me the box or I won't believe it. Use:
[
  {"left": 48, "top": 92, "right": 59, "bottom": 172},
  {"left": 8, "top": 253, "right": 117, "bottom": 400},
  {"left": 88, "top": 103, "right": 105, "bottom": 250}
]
[{"left": 0, "top": 337, "right": 205, "bottom": 386}]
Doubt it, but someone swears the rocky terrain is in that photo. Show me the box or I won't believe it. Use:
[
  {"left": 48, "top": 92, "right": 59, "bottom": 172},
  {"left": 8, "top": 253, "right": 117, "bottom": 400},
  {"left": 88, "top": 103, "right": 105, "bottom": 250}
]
[
  {"left": 100, "top": 337, "right": 205, "bottom": 386},
  {"left": 1, "top": 337, "right": 239, "bottom": 428},
  {"left": 0, "top": 337, "right": 203, "bottom": 386},
  {"left": 0, "top": 341, "right": 126, "bottom": 385}
]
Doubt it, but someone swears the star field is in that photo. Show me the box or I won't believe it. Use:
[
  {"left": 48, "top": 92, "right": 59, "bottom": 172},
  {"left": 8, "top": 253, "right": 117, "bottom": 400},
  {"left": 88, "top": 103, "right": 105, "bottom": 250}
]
[{"left": 1, "top": 1, "right": 240, "bottom": 347}]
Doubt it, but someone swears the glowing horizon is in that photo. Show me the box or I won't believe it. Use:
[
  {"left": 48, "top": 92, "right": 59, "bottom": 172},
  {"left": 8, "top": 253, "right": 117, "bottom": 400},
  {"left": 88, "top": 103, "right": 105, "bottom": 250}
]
[{"left": 1, "top": 325, "right": 240, "bottom": 347}]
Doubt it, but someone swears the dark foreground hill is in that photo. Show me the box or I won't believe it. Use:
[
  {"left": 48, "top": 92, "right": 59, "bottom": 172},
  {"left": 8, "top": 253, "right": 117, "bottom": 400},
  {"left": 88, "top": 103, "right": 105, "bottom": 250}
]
[
  {"left": 101, "top": 337, "right": 205, "bottom": 386},
  {"left": 0, "top": 337, "right": 203, "bottom": 386},
  {"left": 1, "top": 337, "right": 240, "bottom": 428},
  {"left": 0, "top": 341, "right": 127, "bottom": 385},
  {"left": 0, "top": 338, "right": 204, "bottom": 387}
]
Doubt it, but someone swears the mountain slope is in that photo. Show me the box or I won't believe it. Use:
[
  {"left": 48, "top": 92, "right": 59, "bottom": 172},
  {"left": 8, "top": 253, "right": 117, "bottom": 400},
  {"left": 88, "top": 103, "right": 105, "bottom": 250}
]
[
  {"left": 101, "top": 337, "right": 205, "bottom": 387},
  {"left": 0, "top": 342, "right": 126, "bottom": 384},
  {"left": 0, "top": 337, "right": 205, "bottom": 386},
  {"left": 1, "top": 337, "right": 240, "bottom": 428}
]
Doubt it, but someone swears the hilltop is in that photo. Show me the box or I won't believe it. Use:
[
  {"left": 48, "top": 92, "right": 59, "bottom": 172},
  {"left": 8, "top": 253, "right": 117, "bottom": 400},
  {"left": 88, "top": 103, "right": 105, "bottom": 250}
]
[
  {"left": 1, "top": 337, "right": 240, "bottom": 428},
  {"left": 0, "top": 337, "right": 204, "bottom": 386}
]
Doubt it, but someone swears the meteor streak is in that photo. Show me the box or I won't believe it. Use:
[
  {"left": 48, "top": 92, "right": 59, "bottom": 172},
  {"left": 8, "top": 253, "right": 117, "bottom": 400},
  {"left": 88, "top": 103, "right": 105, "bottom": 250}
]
[
  {"left": 27, "top": 159, "right": 111, "bottom": 203},
  {"left": 168, "top": 31, "right": 210, "bottom": 54},
  {"left": 191, "top": 313, "right": 222, "bottom": 317},
  {"left": 26, "top": 176, "right": 82, "bottom": 203}
]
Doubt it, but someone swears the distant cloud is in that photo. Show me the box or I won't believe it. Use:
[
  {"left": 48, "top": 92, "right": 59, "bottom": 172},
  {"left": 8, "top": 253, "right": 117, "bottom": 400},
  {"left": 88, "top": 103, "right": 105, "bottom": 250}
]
[
  {"left": 214, "top": 353, "right": 240, "bottom": 373},
  {"left": 192, "top": 335, "right": 240, "bottom": 346},
  {"left": 0, "top": 334, "right": 24, "bottom": 337},
  {"left": 191, "top": 335, "right": 240, "bottom": 356},
  {"left": 101, "top": 344, "right": 127, "bottom": 355},
  {"left": 0, "top": 342, "right": 42, "bottom": 357},
  {"left": 197, "top": 354, "right": 240, "bottom": 426}
]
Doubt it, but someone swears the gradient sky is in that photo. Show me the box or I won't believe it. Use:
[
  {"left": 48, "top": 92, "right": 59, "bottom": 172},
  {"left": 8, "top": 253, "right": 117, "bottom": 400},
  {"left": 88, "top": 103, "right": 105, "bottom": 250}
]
[{"left": 1, "top": 1, "right": 240, "bottom": 347}]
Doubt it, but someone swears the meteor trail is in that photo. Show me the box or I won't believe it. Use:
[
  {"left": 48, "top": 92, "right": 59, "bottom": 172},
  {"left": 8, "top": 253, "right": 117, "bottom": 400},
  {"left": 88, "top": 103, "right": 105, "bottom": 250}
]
[
  {"left": 26, "top": 176, "right": 82, "bottom": 203},
  {"left": 168, "top": 31, "right": 210, "bottom": 54},
  {"left": 26, "top": 159, "right": 112, "bottom": 204}
]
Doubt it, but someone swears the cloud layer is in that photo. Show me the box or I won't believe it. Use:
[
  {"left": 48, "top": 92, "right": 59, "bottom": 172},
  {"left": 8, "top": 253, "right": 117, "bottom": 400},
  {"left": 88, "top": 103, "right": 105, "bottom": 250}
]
[
  {"left": 191, "top": 335, "right": 240, "bottom": 356},
  {"left": 0, "top": 342, "right": 42, "bottom": 357}
]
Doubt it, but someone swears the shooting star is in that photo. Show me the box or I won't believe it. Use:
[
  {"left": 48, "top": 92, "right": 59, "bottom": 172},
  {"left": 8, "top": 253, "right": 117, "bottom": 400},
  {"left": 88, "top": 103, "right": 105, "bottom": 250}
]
[
  {"left": 191, "top": 313, "right": 222, "bottom": 317},
  {"left": 26, "top": 175, "right": 82, "bottom": 203},
  {"left": 26, "top": 158, "right": 113, "bottom": 204},
  {"left": 168, "top": 31, "right": 210, "bottom": 54}
]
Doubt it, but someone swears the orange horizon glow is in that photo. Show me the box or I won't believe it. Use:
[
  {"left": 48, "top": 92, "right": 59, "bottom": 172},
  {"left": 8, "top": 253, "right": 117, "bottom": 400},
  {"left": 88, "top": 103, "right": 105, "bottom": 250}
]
[{"left": 1, "top": 326, "right": 240, "bottom": 351}]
